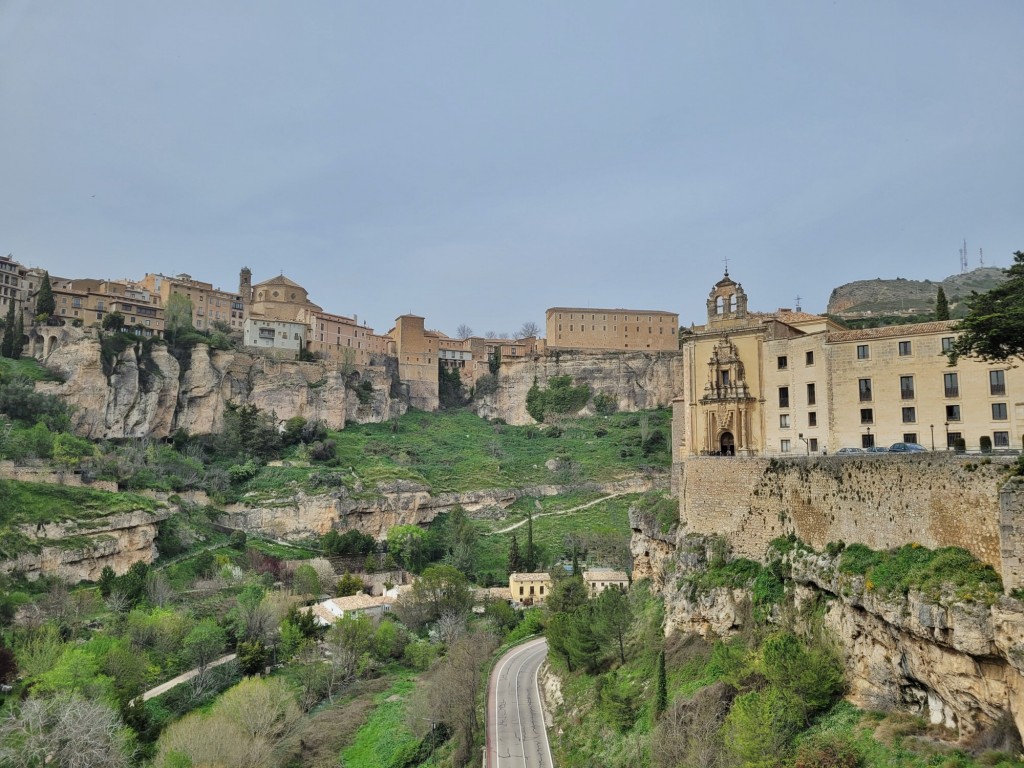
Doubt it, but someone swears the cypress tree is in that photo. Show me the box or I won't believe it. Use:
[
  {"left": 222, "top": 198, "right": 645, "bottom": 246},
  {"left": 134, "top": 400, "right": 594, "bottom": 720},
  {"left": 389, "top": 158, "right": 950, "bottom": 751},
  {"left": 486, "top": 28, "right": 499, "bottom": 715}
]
[
  {"left": 1, "top": 301, "right": 14, "bottom": 358},
  {"left": 655, "top": 648, "right": 668, "bottom": 718},
  {"left": 35, "top": 271, "right": 55, "bottom": 319},
  {"left": 11, "top": 311, "right": 24, "bottom": 359},
  {"left": 525, "top": 509, "right": 536, "bottom": 572},
  {"left": 508, "top": 533, "right": 522, "bottom": 573},
  {"left": 936, "top": 286, "right": 950, "bottom": 321}
]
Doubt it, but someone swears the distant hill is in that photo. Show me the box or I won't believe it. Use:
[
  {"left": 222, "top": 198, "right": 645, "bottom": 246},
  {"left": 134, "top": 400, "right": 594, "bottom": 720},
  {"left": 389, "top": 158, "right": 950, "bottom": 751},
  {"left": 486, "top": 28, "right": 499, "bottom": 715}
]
[{"left": 826, "top": 267, "right": 1007, "bottom": 319}]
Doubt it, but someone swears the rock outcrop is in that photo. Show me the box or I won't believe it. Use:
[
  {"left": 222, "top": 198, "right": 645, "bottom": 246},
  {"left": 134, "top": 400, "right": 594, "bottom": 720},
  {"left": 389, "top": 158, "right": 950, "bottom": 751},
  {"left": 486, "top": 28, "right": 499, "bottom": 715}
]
[
  {"left": 474, "top": 350, "right": 684, "bottom": 425},
  {"left": 35, "top": 330, "right": 404, "bottom": 439},
  {"left": 630, "top": 511, "right": 1024, "bottom": 741},
  {"left": 220, "top": 476, "right": 662, "bottom": 541},
  {"left": 0, "top": 508, "right": 173, "bottom": 582}
]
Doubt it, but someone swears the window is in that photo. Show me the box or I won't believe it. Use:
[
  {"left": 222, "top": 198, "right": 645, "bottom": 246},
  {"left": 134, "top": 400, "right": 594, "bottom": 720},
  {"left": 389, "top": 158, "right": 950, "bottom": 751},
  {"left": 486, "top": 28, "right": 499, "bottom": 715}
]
[
  {"left": 862, "top": 433, "right": 875, "bottom": 448},
  {"left": 860, "top": 408, "right": 873, "bottom": 424},
  {"left": 994, "top": 432, "right": 1010, "bottom": 448},
  {"left": 808, "top": 411, "right": 817, "bottom": 427},
  {"left": 807, "top": 383, "right": 816, "bottom": 406},
  {"left": 858, "top": 379, "right": 872, "bottom": 402},
  {"left": 778, "top": 387, "right": 789, "bottom": 408},
  {"left": 519, "top": 586, "right": 523, "bottom": 596},
  {"left": 947, "top": 431, "right": 962, "bottom": 449},
  {"left": 780, "top": 414, "right": 790, "bottom": 429},
  {"left": 809, "top": 438, "right": 818, "bottom": 452},
  {"left": 806, "top": 351, "right": 814, "bottom": 365},
  {"left": 903, "top": 433, "right": 918, "bottom": 444},
  {"left": 900, "top": 375, "right": 915, "bottom": 400},
  {"left": 992, "top": 403, "right": 1008, "bottom": 420},
  {"left": 529, "top": 586, "right": 535, "bottom": 595},
  {"left": 857, "top": 344, "right": 869, "bottom": 360},
  {"left": 780, "top": 439, "right": 791, "bottom": 453},
  {"left": 990, "top": 370, "right": 1006, "bottom": 396},
  {"left": 777, "top": 356, "right": 788, "bottom": 370},
  {"left": 942, "top": 337, "right": 954, "bottom": 352},
  {"left": 946, "top": 404, "right": 961, "bottom": 421},
  {"left": 898, "top": 340, "right": 912, "bottom": 356},
  {"left": 539, "top": 585, "right": 544, "bottom": 595},
  {"left": 944, "top": 373, "right": 959, "bottom": 398},
  {"left": 902, "top": 407, "right": 916, "bottom": 423}
]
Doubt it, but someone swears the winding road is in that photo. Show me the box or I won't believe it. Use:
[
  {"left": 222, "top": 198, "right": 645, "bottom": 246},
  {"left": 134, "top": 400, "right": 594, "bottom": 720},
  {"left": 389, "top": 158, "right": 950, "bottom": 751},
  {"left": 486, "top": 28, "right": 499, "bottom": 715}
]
[{"left": 486, "top": 638, "right": 555, "bottom": 768}]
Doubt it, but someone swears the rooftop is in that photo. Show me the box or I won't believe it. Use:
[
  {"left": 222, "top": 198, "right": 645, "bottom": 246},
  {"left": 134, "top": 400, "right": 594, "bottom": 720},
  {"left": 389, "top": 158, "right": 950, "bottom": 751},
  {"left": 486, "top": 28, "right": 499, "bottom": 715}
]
[{"left": 827, "top": 320, "right": 958, "bottom": 343}]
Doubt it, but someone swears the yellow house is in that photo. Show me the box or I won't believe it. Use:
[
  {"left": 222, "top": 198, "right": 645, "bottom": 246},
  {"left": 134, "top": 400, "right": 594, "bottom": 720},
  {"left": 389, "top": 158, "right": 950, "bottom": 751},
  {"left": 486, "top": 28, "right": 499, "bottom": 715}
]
[{"left": 509, "top": 572, "right": 552, "bottom": 606}]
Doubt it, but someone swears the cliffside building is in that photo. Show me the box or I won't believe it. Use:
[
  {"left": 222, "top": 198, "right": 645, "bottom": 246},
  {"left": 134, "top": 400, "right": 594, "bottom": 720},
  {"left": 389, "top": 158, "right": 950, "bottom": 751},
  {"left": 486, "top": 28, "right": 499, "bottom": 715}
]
[
  {"left": 50, "top": 278, "right": 165, "bottom": 337},
  {"left": 674, "top": 271, "right": 1024, "bottom": 460},
  {"left": 546, "top": 307, "right": 679, "bottom": 351},
  {"left": 140, "top": 272, "right": 246, "bottom": 332}
]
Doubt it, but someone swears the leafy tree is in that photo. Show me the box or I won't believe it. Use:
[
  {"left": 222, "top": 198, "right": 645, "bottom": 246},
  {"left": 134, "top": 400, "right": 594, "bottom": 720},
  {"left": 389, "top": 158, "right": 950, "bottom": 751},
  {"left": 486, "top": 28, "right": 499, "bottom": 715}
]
[
  {"left": 411, "top": 564, "right": 473, "bottom": 620},
  {"left": 935, "top": 286, "right": 950, "bottom": 320},
  {"left": 291, "top": 564, "right": 321, "bottom": 597},
  {"left": 322, "top": 528, "right": 376, "bottom": 556},
  {"left": 441, "top": 506, "right": 478, "bottom": 578},
  {"left": 101, "top": 311, "right": 125, "bottom": 332},
  {"left": 163, "top": 293, "right": 194, "bottom": 342},
  {"left": 335, "top": 572, "right": 365, "bottom": 597},
  {"left": 722, "top": 686, "right": 804, "bottom": 766},
  {"left": 183, "top": 619, "right": 227, "bottom": 676},
  {"left": 760, "top": 631, "right": 843, "bottom": 722},
  {"left": 98, "top": 566, "right": 117, "bottom": 597},
  {"left": 948, "top": 250, "right": 1024, "bottom": 363},
  {"left": 438, "top": 361, "right": 467, "bottom": 408},
  {"left": 387, "top": 524, "right": 429, "bottom": 572},
  {"left": 488, "top": 347, "right": 501, "bottom": 375},
  {"left": 35, "top": 272, "right": 55, "bottom": 319}
]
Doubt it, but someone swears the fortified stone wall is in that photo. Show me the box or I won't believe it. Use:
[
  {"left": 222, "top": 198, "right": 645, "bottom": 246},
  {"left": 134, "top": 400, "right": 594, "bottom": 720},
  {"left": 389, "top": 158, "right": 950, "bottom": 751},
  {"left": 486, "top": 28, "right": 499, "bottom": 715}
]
[{"left": 679, "top": 455, "right": 1020, "bottom": 586}]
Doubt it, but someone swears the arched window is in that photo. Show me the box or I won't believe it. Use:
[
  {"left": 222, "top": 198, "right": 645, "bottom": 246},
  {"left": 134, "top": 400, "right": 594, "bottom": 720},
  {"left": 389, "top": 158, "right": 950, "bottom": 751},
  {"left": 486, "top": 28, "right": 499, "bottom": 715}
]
[
  {"left": 729, "top": 294, "right": 737, "bottom": 312},
  {"left": 715, "top": 296, "right": 724, "bottom": 314}
]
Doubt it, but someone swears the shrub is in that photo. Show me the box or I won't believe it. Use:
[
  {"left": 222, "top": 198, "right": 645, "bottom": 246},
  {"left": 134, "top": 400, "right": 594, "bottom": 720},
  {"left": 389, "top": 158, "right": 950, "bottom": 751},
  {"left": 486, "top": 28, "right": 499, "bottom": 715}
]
[
  {"left": 593, "top": 393, "right": 617, "bottom": 414},
  {"left": 722, "top": 687, "right": 804, "bottom": 765},
  {"left": 980, "top": 435, "right": 992, "bottom": 454}
]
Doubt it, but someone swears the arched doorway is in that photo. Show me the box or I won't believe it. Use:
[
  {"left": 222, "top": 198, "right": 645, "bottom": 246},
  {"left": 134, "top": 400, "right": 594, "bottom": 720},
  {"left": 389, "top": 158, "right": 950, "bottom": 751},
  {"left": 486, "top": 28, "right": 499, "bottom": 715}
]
[{"left": 719, "top": 432, "right": 735, "bottom": 456}]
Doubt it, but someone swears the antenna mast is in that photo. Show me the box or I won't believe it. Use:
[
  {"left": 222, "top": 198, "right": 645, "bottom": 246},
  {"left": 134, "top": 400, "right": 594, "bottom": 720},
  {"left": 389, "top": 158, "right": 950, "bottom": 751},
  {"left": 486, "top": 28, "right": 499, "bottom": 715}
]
[
  {"left": 979, "top": 248, "right": 984, "bottom": 267},
  {"left": 959, "top": 239, "right": 968, "bottom": 273}
]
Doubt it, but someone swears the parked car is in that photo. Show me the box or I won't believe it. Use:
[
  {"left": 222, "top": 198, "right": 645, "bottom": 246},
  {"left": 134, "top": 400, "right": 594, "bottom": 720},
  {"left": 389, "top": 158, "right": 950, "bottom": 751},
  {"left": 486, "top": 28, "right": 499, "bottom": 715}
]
[
  {"left": 836, "top": 447, "right": 865, "bottom": 455},
  {"left": 888, "top": 442, "right": 927, "bottom": 453},
  {"left": 865, "top": 446, "right": 890, "bottom": 454}
]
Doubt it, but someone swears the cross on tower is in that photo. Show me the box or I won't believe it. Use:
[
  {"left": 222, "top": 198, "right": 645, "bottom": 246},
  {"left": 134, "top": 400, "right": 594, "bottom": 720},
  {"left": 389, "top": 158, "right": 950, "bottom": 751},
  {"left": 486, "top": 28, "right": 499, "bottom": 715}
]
[
  {"left": 723, "top": 256, "right": 730, "bottom": 276},
  {"left": 795, "top": 295, "right": 802, "bottom": 312}
]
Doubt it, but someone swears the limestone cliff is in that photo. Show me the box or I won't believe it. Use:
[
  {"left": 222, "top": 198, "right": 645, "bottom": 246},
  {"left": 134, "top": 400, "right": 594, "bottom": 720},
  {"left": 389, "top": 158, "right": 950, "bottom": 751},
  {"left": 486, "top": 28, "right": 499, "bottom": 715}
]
[
  {"left": 219, "top": 475, "right": 660, "bottom": 541},
  {"left": 474, "top": 350, "right": 684, "bottom": 425},
  {"left": 0, "top": 508, "right": 173, "bottom": 582},
  {"left": 629, "top": 512, "right": 1024, "bottom": 741},
  {"left": 35, "top": 329, "right": 405, "bottom": 439}
]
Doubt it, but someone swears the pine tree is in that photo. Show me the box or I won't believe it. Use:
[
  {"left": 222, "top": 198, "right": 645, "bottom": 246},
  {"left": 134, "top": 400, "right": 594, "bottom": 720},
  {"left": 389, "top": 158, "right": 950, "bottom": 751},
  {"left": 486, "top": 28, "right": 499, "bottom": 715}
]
[
  {"left": 508, "top": 533, "right": 522, "bottom": 573},
  {"left": 0, "top": 301, "right": 14, "bottom": 358},
  {"left": 35, "top": 271, "right": 55, "bottom": 319},
  {"left": 655, "top": 648, "right": 668, "bottom": 718},
  {"left": 936, "top": 286, "right": 950, "bottom": 321}
]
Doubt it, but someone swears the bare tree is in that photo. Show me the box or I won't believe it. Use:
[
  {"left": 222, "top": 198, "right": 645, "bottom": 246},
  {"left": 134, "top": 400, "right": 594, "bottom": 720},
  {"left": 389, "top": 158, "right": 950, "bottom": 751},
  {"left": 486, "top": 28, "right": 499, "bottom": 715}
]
[
  {"left": 435, "top": 609, "right": 466, "bottom": 647},
  {"left": 147, "top": 572, "right": 175, "bottom": 608},
  {"left": 456, "top": 324, "right": 473, "bottom": 339},
  {"left": 0, "top": 694, "right": 134, "bottom": 768},
  {"left": 484, "top": 331, "right": 498, "bottom": 339},
  {"left": 517, "top": 321, "right": 540, "bottom": 339},
  {"left": 651, "top": 682, "right": 734, "bottom": 768}
]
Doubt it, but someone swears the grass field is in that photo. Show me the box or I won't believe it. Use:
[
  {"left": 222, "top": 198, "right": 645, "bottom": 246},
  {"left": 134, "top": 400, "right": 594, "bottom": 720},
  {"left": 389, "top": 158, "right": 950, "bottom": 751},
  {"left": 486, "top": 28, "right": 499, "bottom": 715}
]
[
  {"left": 340, "top": 673, "right": 436, "bottom": 768},
  {"left": 237, "top": 408, "right": 671, "bottom": 502}
]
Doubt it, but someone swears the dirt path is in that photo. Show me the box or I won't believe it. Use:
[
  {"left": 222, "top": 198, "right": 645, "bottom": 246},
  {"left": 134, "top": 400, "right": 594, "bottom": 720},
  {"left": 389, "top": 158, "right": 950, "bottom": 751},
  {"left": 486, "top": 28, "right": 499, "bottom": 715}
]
[
  {"left": 141, "top": 653, "right": 237, "bottom": 701},
  {"left": 486, "top": 493, "right": 624, "bottom": 535}
]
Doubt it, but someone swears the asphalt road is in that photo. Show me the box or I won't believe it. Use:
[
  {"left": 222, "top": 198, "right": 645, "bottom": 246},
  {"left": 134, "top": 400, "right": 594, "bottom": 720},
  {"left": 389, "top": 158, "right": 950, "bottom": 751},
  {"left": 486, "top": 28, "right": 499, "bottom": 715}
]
[{"left": 486, "top": 637, "right": 555, "bottom": 768}]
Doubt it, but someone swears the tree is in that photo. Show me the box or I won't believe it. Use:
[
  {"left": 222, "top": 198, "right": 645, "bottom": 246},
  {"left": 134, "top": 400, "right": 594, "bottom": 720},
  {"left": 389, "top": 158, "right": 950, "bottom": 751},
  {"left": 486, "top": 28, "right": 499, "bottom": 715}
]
[
  {"left": 655, "top": 648, "right": 668, "bottom": 718},
  {"left": 35, "top": 272, "right": 55, "bottom": 320},
  {"left": 183, "top": 619, "right": 227, "bottom": 677},
  {"left": 336, "top": 571, "right": 366, "bottom": 597},
  {"left": 236, "top": 640, "right": 268, "bottom": 676},
  {"left": 0, "top": 301, "right": 14, "bottom": 358},
  {"left": 10, "top": 311, "right": 23, "bottom": 359},
  {"left": 438, "top": 360, "right": 467, "bottom": 409},
  {"left": 488, "top": 347, "right": 501, "bottom": 375},
  {"left": 455, "top": 324, "right": 473, "bottom": 339},
  {"left": 507, "top": 533, "right": 523, "bottom": 573},
  {"left": 325, "top": 613, "right": 375, "bottom": 691},
  {"left": 948, "top": 250, "right": 1024, "bottom": 363},
  {"left": 164, "top": 293, "right": 194, "bottom": 341},
  {"left": 525, "top": 509, "right": 537, "bottom": 572},
  {"left": 517, "top": 321, "right": 540, "bottom": 339},
  {"left": 292, "top": 564, "right": 321, "bottom": 597},
  {"left": 441, "top": 506, "right": 478, "bottom": 578},
  {"left": 387, "top": 524, "right": 429, "bottom": 572},
  {"left": 596, "top": 587, "right": 632, "bottom": 665},
  {"left": 936, "top": 286, "right": 950, "bottom": 321},
  {"left": 98, "top": 566, "right": 117, "bottom": 597},
  {"left": 101, "top": 311, "right": 125, "bottom": 332},
  {"left": 0, "top": 693, "right": 134, "bottom": 768}
]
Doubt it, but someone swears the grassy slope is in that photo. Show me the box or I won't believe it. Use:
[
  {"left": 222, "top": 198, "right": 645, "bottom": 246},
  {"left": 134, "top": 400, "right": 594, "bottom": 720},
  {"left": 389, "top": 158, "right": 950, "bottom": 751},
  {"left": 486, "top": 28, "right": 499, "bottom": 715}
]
[
  {"left": 0, "top": 356, "right": 62, "bottom": 381},
  {"left": 237, "top": 408, "right": 671, "bottom": 502},
  {"left": 0, "top": 480, "right": 158, "bottom": 526}
]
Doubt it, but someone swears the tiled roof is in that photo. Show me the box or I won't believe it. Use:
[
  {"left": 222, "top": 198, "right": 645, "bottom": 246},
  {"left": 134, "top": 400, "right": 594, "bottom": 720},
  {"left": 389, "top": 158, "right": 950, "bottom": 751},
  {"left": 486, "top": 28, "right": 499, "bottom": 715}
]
[
  {"left": 827, "top": 320, "right": 958, "bottom": 343},
  {"left": 546, "top": 307, "right": 678, "bottom": 316},
  {"left": 583, "top": 570, "right": 629, "bottom": 582}
]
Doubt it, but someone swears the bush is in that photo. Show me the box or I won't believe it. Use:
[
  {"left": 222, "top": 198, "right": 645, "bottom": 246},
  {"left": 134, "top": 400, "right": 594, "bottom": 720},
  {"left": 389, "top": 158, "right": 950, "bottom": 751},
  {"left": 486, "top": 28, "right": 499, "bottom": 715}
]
[
  {"left": 473, "top": 373, "right": 498, "bottom": 398},
  {"left": 792, "top": 736, "right": 863, "bottom": 768},
  {"left": 526, "top": 375, "right": 591, "bottom": 422},
  {"left": 593, "top": 393, "right": 617, "bottom": 415},
  {"left": 980, "top": 435, "right": 992, "bottom": 454},
  {"left": 722, "top": 687, "right": 804, "bottom": 765}
]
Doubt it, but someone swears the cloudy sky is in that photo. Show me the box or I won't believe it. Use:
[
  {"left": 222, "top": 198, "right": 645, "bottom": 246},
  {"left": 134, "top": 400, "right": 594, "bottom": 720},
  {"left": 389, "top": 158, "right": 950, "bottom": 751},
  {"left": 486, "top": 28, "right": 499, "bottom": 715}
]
[{"left": 1, "top": 2, "right": 1021, "bottom": 335}]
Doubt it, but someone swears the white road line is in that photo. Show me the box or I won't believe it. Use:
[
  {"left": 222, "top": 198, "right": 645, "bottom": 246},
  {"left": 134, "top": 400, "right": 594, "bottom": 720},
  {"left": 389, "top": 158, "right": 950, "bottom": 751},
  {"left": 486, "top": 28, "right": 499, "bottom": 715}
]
[{"left": 531, "top": 644, "right": 555, "bottom": 768}]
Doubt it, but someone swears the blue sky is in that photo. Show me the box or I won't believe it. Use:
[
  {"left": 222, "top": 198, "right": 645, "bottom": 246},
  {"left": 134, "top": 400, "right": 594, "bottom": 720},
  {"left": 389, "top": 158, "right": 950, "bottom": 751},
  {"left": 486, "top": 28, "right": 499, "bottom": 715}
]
[{"left": 1, "top": 2, "right": 1021, "bottom": 335}]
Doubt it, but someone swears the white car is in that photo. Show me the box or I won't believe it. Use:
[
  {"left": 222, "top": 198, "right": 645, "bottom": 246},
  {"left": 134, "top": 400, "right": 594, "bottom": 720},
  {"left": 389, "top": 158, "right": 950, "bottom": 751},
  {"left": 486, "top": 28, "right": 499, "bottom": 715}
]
[{"left": 835, "top": 447, "right": 865, "bottom": 455}]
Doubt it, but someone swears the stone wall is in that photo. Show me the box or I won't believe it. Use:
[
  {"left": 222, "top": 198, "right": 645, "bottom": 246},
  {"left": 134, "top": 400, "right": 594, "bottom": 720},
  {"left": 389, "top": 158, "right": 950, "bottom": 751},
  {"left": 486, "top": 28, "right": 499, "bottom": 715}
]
[{"left": 679, "top": 455, "right": 1020, "bottom": 586}]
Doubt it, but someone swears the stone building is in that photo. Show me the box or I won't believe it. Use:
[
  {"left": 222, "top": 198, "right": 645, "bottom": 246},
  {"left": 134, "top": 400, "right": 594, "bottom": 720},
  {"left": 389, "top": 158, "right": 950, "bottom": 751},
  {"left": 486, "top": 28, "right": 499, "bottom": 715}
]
[
  {"left": 583, "top": 569, "right": 629, "bottom": 595},
  {"left": 390, "top": 315, "right": 440, "bottom": 410},
  {"left": 674, "top": 271, "right": 1024, "bottom": 460},
  {"left": 438, "top": 334, "right": 544, "bottom": 388},
  {"left": 546, "top": 307, "right": 679, "bottom": 351},
  {"left": 50, "top": 277, "right": 165, "bottom": 337},
  {"left": 140, "top": 272, "right": 246, "bottom": 331},
  {"left": 304, "top": 308, "right": 377, "bottom": 366},
  {"left": 509, "top": 572, "right": 552, "bottom": 606},
  {"left": 0, "top": 255, "right": 46, "bottom": 327}
]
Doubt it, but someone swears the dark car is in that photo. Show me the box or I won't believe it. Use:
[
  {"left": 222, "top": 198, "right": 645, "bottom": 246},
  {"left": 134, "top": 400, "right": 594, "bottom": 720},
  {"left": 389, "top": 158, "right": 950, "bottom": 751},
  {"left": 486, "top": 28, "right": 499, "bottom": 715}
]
[{"left": 888, "top": 442, "right": 927, "bottom": 453}]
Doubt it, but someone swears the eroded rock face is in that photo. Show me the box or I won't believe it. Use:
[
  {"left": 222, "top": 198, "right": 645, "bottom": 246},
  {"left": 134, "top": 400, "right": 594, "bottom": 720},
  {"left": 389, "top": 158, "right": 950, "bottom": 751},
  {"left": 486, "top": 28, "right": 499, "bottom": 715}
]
[
  {"left": 36, "top": 331, "right": 405, "bottom": 439},
  {"left": 0, "top": 509, "right": 173, "bottom": 582},
  {"left": 630, "top": 524, "right": 1024, "bottom": 741},
  {"left": 474, "top": 350, "right": 684, "bottom": 425}
]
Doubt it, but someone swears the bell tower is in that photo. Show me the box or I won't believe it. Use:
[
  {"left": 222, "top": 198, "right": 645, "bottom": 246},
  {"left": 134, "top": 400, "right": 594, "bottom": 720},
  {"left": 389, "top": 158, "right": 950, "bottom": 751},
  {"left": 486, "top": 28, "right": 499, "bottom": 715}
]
[
  {"left": 239, "top": 267, "right": 252, "bottom": 304},
  {"left": 706, "top": 270, "right": 748, "bottom": 325}
]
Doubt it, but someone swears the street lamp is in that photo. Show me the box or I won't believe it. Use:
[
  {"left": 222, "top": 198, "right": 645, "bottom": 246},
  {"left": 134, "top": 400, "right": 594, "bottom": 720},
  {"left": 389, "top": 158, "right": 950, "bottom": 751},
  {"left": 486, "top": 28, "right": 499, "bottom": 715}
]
[
  {"left": 930, "top": 424, "right": 935, "bottom": 451},
  {"left": 944, "top": 421, "right": 949, "bottom": 451},
  {"left": 865, "top": 425, "right": 871, "bottom": 449}
]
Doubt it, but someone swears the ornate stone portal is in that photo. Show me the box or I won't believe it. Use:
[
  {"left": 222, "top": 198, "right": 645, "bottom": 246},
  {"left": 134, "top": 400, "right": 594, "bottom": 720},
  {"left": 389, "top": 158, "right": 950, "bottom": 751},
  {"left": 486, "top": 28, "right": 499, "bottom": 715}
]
[{"left": 699, "top": 337, "right": 757, "bottom": 455}]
